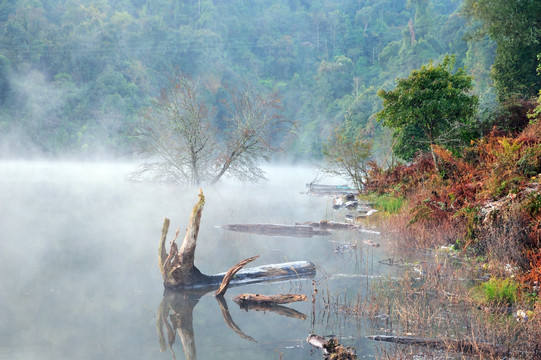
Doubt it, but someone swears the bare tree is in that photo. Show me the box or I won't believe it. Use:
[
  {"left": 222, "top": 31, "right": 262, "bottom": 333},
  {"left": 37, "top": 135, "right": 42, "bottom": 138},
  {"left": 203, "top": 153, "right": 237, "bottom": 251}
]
[
  {"left": 210, "top": 88, "right": 286, "bottom": 184},
  {"left": 322, "top": 129, "right": 373, "bottom": 192},
  {"left": 133, "top": 74, "right": 288, "bottom": 185}
]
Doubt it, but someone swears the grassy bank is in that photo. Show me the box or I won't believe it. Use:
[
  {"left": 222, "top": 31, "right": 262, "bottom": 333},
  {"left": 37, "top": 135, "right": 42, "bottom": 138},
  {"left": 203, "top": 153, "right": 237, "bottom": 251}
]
[{"left": 357, "top": 120, "right": 541, "bottom": 358}]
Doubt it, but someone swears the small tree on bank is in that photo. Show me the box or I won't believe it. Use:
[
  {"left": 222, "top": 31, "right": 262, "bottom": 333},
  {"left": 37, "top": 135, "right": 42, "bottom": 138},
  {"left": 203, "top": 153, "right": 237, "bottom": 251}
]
[
  {"left": 134, "top": 74, "right": 288, "bottom": 185},
  {"left": 376, "top": 55, "right": 478, "bottom": 166},
  {"left": 322, "top": 129, "right": 373, "bottom": 192}
]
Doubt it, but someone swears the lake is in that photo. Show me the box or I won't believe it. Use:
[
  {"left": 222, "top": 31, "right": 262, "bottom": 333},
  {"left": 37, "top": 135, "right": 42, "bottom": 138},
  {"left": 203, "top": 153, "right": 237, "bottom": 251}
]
[{"left": 0, "top": 161, "right": 400, "bottom": 359}]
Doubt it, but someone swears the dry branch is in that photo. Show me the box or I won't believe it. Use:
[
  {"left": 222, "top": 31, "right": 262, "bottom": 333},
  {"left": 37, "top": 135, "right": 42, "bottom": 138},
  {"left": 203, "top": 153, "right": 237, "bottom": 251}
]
[{"left": 215, "top": 255, "right": 260, "bottom": 296}]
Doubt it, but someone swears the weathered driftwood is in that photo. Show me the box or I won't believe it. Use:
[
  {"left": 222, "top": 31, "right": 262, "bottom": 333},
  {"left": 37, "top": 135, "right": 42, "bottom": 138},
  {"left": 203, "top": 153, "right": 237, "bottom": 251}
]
[
  {"left": 232, "top": 293, "right": 307, "bottom": 304},
  {"left": 215, "top": 255, "right": 260, "bottom": 296},
  {"left": 297, "top": 220, "right": 360, "bottom": 231},
  {"left": 307, "top": 334, "right": 357, "bottom": 359},
  {"left": 218, "top": 223, "right": 331, "bottom": 237},
  {"left": 158, "top": 190, "right": 317, "bottom": 289},
  {"left": 367, "top": 335, "right": 508, "bottom": 357},
  {"left": 159, "top": 190, "right": 208, "bottom": 288}
]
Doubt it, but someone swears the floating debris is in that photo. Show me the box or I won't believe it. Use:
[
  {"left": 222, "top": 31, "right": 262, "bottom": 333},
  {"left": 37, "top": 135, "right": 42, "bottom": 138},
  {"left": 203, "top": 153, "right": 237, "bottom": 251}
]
[
  {"left": 334, "top": 241, "right": 357, "bottom": 254},
  {"left": 363, "top": 239, "right": 380, "bottom": 247}
]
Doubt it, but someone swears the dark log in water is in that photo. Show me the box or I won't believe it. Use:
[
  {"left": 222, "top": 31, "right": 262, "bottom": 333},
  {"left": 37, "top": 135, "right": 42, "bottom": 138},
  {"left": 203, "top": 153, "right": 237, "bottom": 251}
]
[
  {"left": 367, "top": 335, "right": 508, "bottom": 357},
  {"left": 158, "top": 190, "right": 317, "bottom": 290},
  {"left": 218, "top": 223, "right": 331, "bottom": 237}
]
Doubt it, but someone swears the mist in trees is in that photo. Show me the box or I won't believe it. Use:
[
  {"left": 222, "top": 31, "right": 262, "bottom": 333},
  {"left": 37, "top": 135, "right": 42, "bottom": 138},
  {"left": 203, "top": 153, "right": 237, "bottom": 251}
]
[
  {"left": 0, "top": 0, "right": 537, "bottom": 170},
  {"left": 133, "top": 73, "right": 288, "bottom": 185}
]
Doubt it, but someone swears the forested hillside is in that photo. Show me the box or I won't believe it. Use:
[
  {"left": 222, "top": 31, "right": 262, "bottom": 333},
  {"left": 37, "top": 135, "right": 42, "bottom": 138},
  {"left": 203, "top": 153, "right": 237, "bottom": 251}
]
[{"left": 0, "top": 0, "right": 505, "bottom": 159}]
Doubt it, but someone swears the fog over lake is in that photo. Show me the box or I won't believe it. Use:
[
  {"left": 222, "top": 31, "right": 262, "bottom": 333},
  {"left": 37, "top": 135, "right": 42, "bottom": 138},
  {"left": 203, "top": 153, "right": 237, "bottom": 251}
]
[{"left": 0, "top": 161, "right": 393, "bottom": 359}]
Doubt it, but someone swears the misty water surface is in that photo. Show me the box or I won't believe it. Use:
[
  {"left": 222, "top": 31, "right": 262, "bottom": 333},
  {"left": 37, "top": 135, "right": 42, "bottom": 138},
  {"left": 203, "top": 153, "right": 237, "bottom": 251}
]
[{"left": 0, "top": 161, "right": 397, "bottom": 359}]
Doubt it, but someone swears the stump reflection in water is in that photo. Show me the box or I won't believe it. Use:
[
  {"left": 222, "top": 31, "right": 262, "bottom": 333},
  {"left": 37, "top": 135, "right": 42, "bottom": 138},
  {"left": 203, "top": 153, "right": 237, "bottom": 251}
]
[{"left": 157, "top": 288, "right": 308, "bottom": 360}]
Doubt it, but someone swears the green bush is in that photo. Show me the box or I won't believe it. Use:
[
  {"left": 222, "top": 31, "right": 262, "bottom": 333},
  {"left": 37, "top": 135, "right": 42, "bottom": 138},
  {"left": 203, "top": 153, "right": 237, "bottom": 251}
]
[
  {"left": 476, "top": 277, "right": 519, "bottom": 306},
  {"left": 370, "top": 194, "right": 405, "bottom": 214}
]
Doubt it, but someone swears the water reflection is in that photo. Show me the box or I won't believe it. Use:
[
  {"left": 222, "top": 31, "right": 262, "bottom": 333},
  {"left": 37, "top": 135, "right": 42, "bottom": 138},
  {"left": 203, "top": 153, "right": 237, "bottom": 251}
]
[
  {"left": 234, "top": 297, "right": 307, "bottom": 320},
  {"left": 158, "top": 287, "right": 308, "bottom": 360},
  {"left": 158, "top": 289, "right": 201, "bottom": 360}
]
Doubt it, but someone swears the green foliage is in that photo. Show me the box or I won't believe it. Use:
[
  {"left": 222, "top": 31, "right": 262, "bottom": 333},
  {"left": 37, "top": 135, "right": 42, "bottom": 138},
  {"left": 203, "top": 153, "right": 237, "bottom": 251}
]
[
  {"left": 463, "top": 0, "right": 541, "bottom": 101},
  {"left": 369, "top": 194, "right": 405, "bottom": 215},
  {"left": 474, "top": 277, "right": 519, "bottom": 306},
  {"left": 0, "top": 0, "right": 490, "bottom": 158},
  {"left": 524, "top": 193, "right": 541, "bottom": 221},
  {"left": 0, "top": 54, "right": 10, "bottom": 104},
  {"left": 376, "top": 55, "right": 479, "bottom": 161},
  {"left": 529, "top": 89, "right": 541, "bottom": 124}
]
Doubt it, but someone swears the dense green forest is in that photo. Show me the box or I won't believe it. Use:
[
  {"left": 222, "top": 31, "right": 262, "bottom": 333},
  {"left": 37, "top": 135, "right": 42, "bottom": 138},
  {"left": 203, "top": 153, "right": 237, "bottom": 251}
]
[{"left": 0, "top": 0, "right": 538, "bottom": 160}]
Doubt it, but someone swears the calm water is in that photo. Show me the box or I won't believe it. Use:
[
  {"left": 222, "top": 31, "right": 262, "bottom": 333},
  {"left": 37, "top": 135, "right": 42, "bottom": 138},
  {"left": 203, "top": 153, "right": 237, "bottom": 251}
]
[{"left": 0, "top": 161, "right": 398, "bottom": 360}]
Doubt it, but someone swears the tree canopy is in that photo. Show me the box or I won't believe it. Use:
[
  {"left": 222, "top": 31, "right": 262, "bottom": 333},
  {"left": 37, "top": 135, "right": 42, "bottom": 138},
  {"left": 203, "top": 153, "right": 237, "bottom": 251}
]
[
  {"left": 0, "top": 0, "right": 534, "bottom": 163},
  {"left": 376, "top": 55, "right": 478, "bottom": 162},
  {"left": 463, "top": 0, "right": 541, "bottom": 101}
]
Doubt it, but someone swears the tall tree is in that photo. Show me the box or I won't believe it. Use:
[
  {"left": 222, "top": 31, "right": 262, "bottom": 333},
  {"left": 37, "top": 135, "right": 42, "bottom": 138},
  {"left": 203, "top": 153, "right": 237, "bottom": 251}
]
[
  {"left": 376, "top": 56, "right": 478, "bottom": 164},
  {"left": 463, "top": 0, "right": 541, "bottom": 101}
]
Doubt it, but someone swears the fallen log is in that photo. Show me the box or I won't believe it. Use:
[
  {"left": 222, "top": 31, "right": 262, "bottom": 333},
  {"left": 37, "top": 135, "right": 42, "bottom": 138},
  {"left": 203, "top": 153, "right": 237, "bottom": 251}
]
[
  {"left": 158, "top": 190, "right": 316, "bottom": 290},
  {"left": 367, "top": 335, "right": 508, "bottom": 357},
  {"left": 218, "top": 223, "right": 331, "bottom": 237},
  {"left": 297, "top": 220, "right": 360, "bottom": 231},
  {"left": 305, "top": 183, "right": 357, "bottom": 196},
  {"left": 232, "top": 293, "right": 307, "bottom": 305},
  {"left": 307, "top": 333, "right": 357, "bottom": 359}
]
